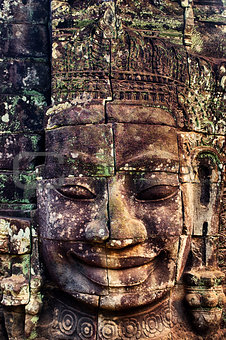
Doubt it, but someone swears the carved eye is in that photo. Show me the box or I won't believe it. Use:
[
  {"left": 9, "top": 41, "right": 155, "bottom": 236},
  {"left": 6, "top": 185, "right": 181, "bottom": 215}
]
[
  {"left": 135, "top": 185, "right": 178, "bottom": 202},
  {"left": 57, "top": 185, "right": 96, "bottom": 200}
]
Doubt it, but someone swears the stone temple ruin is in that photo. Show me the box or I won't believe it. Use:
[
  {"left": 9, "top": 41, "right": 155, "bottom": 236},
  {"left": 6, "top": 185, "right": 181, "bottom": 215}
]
[{"left": 0, "top": 1, "right": 225, "bottom": 339}]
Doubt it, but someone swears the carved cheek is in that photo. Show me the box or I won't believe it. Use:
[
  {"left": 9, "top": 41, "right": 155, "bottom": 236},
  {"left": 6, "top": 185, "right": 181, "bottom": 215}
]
[
  {"left": 38, "top": 183, "right": 109, "bottom": 241},
  {"left": 132, "top": 192, "right": 183, "bottom": 237}
]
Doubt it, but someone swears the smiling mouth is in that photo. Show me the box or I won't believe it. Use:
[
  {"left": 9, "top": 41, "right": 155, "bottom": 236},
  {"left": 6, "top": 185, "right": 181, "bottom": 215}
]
[{"left": 67, "top": 248, "right": 159, "bottom": 287}]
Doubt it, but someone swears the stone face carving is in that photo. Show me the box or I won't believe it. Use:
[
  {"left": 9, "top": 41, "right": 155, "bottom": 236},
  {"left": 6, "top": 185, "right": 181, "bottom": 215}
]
[
  {"left": 0, "top": 0, "right": 225, "bottom": 339},
  {"left": 38, "top": 119, "right": 186, "bottom": 311}
]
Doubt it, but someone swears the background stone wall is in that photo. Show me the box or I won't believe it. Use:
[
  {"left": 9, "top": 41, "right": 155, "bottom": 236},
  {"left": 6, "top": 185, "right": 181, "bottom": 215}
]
[
  {"left": 0, "top": 0, "right": 50, "bottom": 216},
  {"left": 0, "top": 1, "right": 50, "bottom": 338}
]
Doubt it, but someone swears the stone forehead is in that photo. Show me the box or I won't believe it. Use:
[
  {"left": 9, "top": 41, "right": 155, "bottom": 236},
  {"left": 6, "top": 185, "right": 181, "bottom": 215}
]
[
  {"left": 43, "top": 123, "right": 179, "bottom": 178},
  {"left": 45, "top": 100, "right": 178, "bottom": 129}
]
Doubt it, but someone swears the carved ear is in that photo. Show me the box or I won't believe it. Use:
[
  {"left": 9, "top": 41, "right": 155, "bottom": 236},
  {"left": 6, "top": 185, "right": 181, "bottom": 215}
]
[
  {"left": 182, "top": 148, "right": 225, "bottom": 335},
  {"left": 191, "top": 147, "right": 223, "bottom": 238}
]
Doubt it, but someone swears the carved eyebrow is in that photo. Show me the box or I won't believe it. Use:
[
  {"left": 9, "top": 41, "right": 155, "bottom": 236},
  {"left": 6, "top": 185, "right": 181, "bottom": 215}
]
[
  {"left": 118, "top": 153, "right": 179, "bottom": 172},
  {"left": 123, "top": 151, "right": 179, "bottom": 163}
]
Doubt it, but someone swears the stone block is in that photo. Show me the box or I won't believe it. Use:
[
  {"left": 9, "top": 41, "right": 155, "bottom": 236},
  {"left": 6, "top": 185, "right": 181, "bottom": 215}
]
[
  {"left": 188, "top": 236, "right": 220, "bottom": 268},
  {"left": 98, "top": 298, "right": 173, "bottom": 339},
  {"left": 45, "top": 124, "right": 114, "bottom": 178},
  {"left": 106, "top": 101, "right": 177, "bottom": 125},
  {"left": 218, "top": 248, "right": 226, "bottom": 272},
  {"left": 192, "top": 4, "right": 225, "bottom": 58},
  {"left": 0, "top": 23, "right": 49, "bottom": 58},
  {"left": 0, "top": 58, "right": 50, "bottom": 94},
  {"left": 40, "top": 239, "right": 109, "bottom": 296},
  {"left": 45, "top": 99, "right": 105, "bottom": 129},
  {"left": 180, "top": 183, "right": 194, "bottom": 235},
  {"left": 192, "top": 182, "right": 222, "bottom": 236},
  {"left": 115, "top": 0, "right": 183, "bottom": 33},
  {"left": 0, "top": 171, "right": 36, "bottom": 204},
  {"left": 0, "top": 203, "right": 36, "bottom": 218},
  {"left": 113, "top": 123, "right": 179, "bottom": 172},
  {"left": 176, "top": 235, "right": 191, "bottom": 281},
  {"left": 0, "top": 0, "right": 49, "bottom": 24},
  {"left": 0, "top": 132, "right": 43, "bottom": 170},
  {"left": 0, "top": 254, "right": 11, "bottom": 278},
  {"left": 0, "top": 217, "right": 31, "bottom": 255},
  {"left": 1, "top": 255, "right": 30, "bottom": 306},
  {"left": 38, "top": 177, "right": 108, "bottom": 240},
  {"left": 0, "top": 94, "right": 46, "bottom": 133}
]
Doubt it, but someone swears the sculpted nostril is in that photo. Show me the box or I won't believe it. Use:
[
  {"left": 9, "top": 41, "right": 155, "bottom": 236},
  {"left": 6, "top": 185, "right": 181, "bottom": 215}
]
[{"left": 84, "top": 220, "right": 109, "bottom": 243}]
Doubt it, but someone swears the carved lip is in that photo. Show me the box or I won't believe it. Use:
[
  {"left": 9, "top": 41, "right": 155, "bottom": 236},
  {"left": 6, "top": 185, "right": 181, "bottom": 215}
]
[
  {"left": 67, "top": 249, "right": 159, "bottom": 287},
  {"left": 68, "top": 248, "right": 158, "bottom": 269}
]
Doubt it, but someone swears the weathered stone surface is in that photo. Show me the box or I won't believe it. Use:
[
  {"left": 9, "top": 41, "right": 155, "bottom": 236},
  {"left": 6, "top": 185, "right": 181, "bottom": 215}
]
[
  {"left": 0, "top": 95, "right": 46, "bottom": 133},
  {"left": 0, "top": 59, "right": 50, "bottom": 95},
  {"left": 0, "top": 203, "right": 36, "bottom": 218},
  {"left": 0, "top": 306, "right": 7, "bottom": 339},
  {"left": 40, "top": 239, "right": 109, "bottom": 297},
  {"left": 110, "top": 36, "right": 188, "bottom": 122},
  {"left": 192, "top": 3, "right": 225, "bottom": 58},
  {"left": 0, "top": 133, "right": 43, "bottom": 170},
  {"left": 51, "top": 1, "right": 112, "bottom": 103},
  {"left": 45, "top": 99, "right": 105, "bottom": 129},
  {"left": 184, "top": 269, "right": 225, "bottom": 335},
  {"left": 38, "top": 177, "right": 108, "bottom": 240},
  {"left": 106, "top": 102, "right": 177, "bottom": 125},
  {"left": 187, "top": 236, "right": 221, "bottom": 269},
  {"left": 107, "top": 172, "right": 183, "bottom": 237},
  {"left": 45, "top": 124, "right": 114, "bottom": 177},
  {"left": 178, "top": 132, "right": 225, "bottom": 183},
  {"left": 0, "top": 217, "right": 31, "bottom": 254},
  {"left": 98, "top": 298, "right": 174, "bottom": 339},
  {"left": 116, "top": 0, "right": 184, "bottom": 42},
  {"left": 0, "top": 254, "right": 11, "bottom": 280},
  {"left": 179, "top": 57, "right": 225, "bottom": 135},
  {"left": 114, "top": 123, "right": 179, "bottom": 172},
  {"left": 1, "top": 253, "right": 30, "bottom": 306},
  {"left": 0, "top": 23, "right": 49, "bottom": 58},
  {"left": 24, "top": 232, "right": 43, "bottom": 339},
  {"left": 192, "top": 183, "right": 222, "bottom": 236},
  {"left": 2, "top": 306, "right": 25, "bottom": 340},
  {"left": 0, "top": 0, "right": 49, "bottom": 24},
  {"left": 1, "top": 273, "right": 30, "bottom": 306},
  {"left": 37, "top": 290, "right": 98, "bottom": 339},
  {"left": 171, "top": 282, "right": 226, "bottom": 339},
  {"left": 0, "top": 171, "right": 36, "bottom": 204},
  {"left": 0, "top": 2, "right": 49, "bottom": 337}
]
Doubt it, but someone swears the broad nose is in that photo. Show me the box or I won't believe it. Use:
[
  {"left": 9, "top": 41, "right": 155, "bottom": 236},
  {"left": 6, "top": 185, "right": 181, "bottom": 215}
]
[
  {"left": 84, "top": 219, "right": 109, "bottom": 243},
  {"left": 107, "top": 179, "right": 147, "bottom": 248}
]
